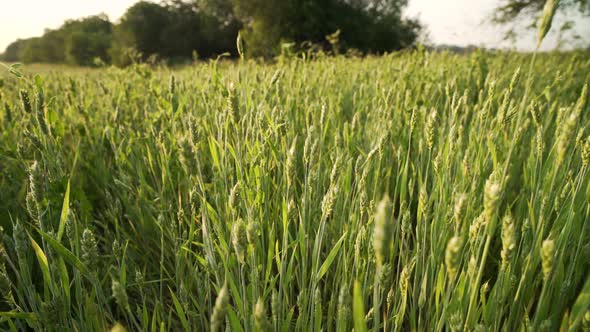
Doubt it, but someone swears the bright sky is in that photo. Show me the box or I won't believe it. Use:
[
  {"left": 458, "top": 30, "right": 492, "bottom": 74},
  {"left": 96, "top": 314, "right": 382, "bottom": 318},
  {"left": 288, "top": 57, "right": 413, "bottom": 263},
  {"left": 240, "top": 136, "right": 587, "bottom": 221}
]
[
  {"left": 0, "top": 0, "right": 139, "bottom": 51},
  {"left": 405, "top": 0, "right": 590, "bottom": 51},
  {"left": 0, "top": 0, "right": 589, "bottom": 52}
]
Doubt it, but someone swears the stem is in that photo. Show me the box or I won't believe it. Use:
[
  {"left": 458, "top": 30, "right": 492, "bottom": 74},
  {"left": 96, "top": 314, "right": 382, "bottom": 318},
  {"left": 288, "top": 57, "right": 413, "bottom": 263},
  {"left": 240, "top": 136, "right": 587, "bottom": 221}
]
[{"left": 464, "top": 230, "right": 493, "bottom": 329}]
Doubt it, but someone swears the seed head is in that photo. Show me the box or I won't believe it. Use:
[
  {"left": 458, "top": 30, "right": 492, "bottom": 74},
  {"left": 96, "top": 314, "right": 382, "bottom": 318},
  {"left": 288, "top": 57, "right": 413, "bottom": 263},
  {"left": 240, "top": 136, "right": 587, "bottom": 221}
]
[
  {"left": 536, "top": 126, "right": 545, "bottom": 157},
  {"left": 13, "top": 222, "right": 28, "bottom": 263},
  {"left": 582, "top": 310, "right": 590, "bottom": 330},
  {"left": 581, "top": 137, "right": 590, "bottom": 167},
  {"left": 473, "top": 324, "right": 487, "bottom": 332},
  {"left": 81, "top": 228, "right": 98, "bottom": 269},
  {"left": 19, "top": 89, "right": 32, "bottom": 113},
  {"left": 4, "top": 102, "right": 12, "bottom": 124},
  {"left": 445, "top": 236, "right": 462, "bottom": 280},
  {"left": 0, "top": 248, "right": 13, "bottom": 305},
  {"left": 320, "top": 103, "right": 327, "bottom": 127},
  {"left": 574, "top": 84, "right": 588, "bottom": 116},
  {"left": 500, "top": 213, "right": 517, "bottom": 270},
  {"left": 29, "top": 161, "right": 44, "bottom": 203},
  {"left": 530, "top": 104, "right": 540, "bottom": 126},
  {"left": 303, "top": 126, "right": 317, "bottom": 165},
  {"left": 449, "top": 310, "right": 463, "bottom": 332},
  {"left": 484, "top": 175, "right": 502, "bottom": 224},
  {"left": 409, "top": 109, "right": 417, "bottom": 131},
  {"left": 354, "top": 227, "right": 364, "bottom": 264},
  {"left": 480, "top": 281, "right": 490, "bottom": 297},
  {"left": 65, "top": 207, "right": 76, "bottom": 242},
  {"left": 467, "top": 255, "right": 477, "bottom": 278},
  {"left": 358, "top": 178, "right": 368, "bottom": 213},
  {"left": 337, "top": 282, "right": 351, "bottom": 330},
  {"left": 210, "top": 283, "right": 229, "bottom": 332},
  {"left": 378, "top": 263, "right": 392, "bottom": 287},
  {"left": 418, "top": 186, "right": 428, "bottom": 218},
  {"left": 226, "top": 83, "right": 239, "bottom": 122},
  {"left": 537, "top": 0, "right": 559, "bottom": 47},
  {"left": 374, "top": 195, "right": 393, "bottom": 268},
  {"left": 509, "top": 67, "right": 521, "bottom": 92},
  {"left": 247, "top": 220, "right": 259, "bottom": 246},
  {"left": 541, "top": 239, "right": 555, "bottom": 281},
  {"left": 453, "top": 193, "right": 467, "bottom": 229},
  {"left": 321, "top": 185, "right": 338, "bottom": 221},
  {"left": 425, "top": 108, "right": 437, "bottom": 150},
  {"left": 431, "top": 152, "right": 440, "bottom": 174},
  {"left": 254, "top": 297, "right": 272, "bottom": 332},
  {"left": 401, "top": 208, "right": 411, "bottom": 239},
  {"left": 330, "top": 154, "right": 342, "bottom": 185},
  {"left": 231, "top": 218, "right": 247, "bottom": 264},
  {"left": 462, "top": 155, "right": 471, "bottom": 178},
  {"left": 554, "top": 181, "right": 570, "bottom": 212},
  {"left": 469, "top": 213, "right": 484, "bottom": 245},
  {"left": 169, "top": 75, "right": 176, "bottom": 97},
  {"left": 35, "top": 90, "right": 49, "bottom": 135},
  {"left": 111, "top": 280, "right": 129, "bottom": 311},
  {"left": 228, "top": 181, "right": 240, "bottom": 212},
  {"left": 556, "top": 112, "right": 577, "bottom": 166},
  {"left": 135, "top": 269, "right": 144, "bottom": 285},
  {"left": 354, "top": 155, "right": 363, "bottom": 178},
  {"left": 576, "top": 130, "right": 585, "bottom": 149},
  {"left": 399, "top": 263, "right": 412, "bottom": 295},
  {"left": 286, "top": 137, "right": 297, "bottom": 188},
  {"left": 385, "top": 288, "right": 395, "bottom": 312},
  {"left": 0, "top": 269, "right": 12, "bottom": 306},
  {"left": 26, "top": 191, "right": 40, "bottom": 225}
]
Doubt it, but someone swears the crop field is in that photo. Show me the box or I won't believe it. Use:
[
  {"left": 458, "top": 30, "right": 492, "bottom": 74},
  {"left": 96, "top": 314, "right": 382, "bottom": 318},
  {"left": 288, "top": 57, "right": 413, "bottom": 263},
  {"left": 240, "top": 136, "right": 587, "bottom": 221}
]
[{"left": 0, "top": 50, "right": 589, "bottom": 331}]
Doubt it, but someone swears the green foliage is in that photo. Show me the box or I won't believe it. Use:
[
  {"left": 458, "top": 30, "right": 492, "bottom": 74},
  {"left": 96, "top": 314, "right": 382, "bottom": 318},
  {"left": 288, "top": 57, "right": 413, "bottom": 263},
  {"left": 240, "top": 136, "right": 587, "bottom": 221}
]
[
  {"left": 63, "top": 15, "right": 113, "bottom": 66},
  {"left": 1, "top": 48, "right": 590, "bottom": 331},
  {"left": 2, "top": 15, "right": 113, "bottom": 66},
  {"left": 234, "top": 0, "right": 420, "bottom": 57},
  {"left": 2, "top": 0, "right": 419, "bottom": 66},
  {"left": 110, "top": 1, "right": 240, "bottom": 66}
]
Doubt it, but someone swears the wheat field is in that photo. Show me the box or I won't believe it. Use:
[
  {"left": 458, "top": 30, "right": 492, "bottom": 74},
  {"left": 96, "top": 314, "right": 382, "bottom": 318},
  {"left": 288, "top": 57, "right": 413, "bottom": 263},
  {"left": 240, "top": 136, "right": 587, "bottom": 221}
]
[{"left": 0, "top": 49, "right": 589, "bottom": 331}]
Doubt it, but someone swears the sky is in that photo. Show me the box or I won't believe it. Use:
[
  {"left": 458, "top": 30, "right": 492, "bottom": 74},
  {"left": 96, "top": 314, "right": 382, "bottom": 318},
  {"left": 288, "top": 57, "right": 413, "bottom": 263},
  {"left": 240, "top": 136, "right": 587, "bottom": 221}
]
[
  {"left": 405, "top": 0, "right": 590, "bottom": 51},
  {"left": 0, "top": 0, "right": 588, "bottom": 52},
  {"left": 0, "top": 0, "right": 138, "bottom": 51}
]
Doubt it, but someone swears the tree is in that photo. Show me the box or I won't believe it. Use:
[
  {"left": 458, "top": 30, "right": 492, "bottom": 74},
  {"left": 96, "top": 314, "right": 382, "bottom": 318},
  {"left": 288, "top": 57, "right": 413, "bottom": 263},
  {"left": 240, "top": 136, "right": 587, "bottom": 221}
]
[
  {"left": 1, "top": 15, "right": 112, "bottom": 65},
  {"left": 111, "top": 1, "right": 171, "bottom": 63},
  {"left": 39, "top": 29, "right": 66, "bottom": 63},
  {"left": 110, "top": 0, "right": 240, "bottom": 65},
  {"left": 493, "top": 0, "right": 590, "bottom": 29},
  {"left": 160, "top": 1, "right": 240, "bottom": 59},
  {"left": 2, "top": 0, "right": 420, "bottom": 66},
  {"left": 20, "top": 38, "right": 46, "bottom": 63},
  {"left": 232, "top": 0, "right": 420, "bottom": 57},
  {"left": 63, "top": 15, "right": 113, "bottom": 65},
  {"left": 2, "top": 39, "right": 30, "bottom": 62}
]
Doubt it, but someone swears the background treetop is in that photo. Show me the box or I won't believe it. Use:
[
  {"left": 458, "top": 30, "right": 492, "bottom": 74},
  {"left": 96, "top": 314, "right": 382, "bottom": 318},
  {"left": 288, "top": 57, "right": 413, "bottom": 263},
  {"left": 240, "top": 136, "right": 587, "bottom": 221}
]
[{"left": 1, "top": 0, "right": 421, "bottom": 66}]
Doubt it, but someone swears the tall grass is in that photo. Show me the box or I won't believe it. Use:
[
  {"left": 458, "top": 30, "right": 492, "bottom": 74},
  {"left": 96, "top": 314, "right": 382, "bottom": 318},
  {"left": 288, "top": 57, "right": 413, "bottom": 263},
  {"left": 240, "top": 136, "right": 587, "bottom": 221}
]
[{"left": 0, "top": 48, "right": 589, "bottom": 331}]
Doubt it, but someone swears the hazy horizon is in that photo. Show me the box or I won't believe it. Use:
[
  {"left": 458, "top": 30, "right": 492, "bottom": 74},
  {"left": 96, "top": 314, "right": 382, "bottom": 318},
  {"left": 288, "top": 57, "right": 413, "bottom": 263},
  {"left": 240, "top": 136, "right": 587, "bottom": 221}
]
[{"left": 1, "top": 0, "right": 589, "bottom": 53}]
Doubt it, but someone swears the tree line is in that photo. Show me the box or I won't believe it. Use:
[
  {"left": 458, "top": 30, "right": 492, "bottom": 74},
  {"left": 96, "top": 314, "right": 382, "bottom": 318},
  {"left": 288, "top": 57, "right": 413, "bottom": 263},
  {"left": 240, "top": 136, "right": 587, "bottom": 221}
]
[{"left": 0, "top": 0, "right": 421, "bottom": 66}]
